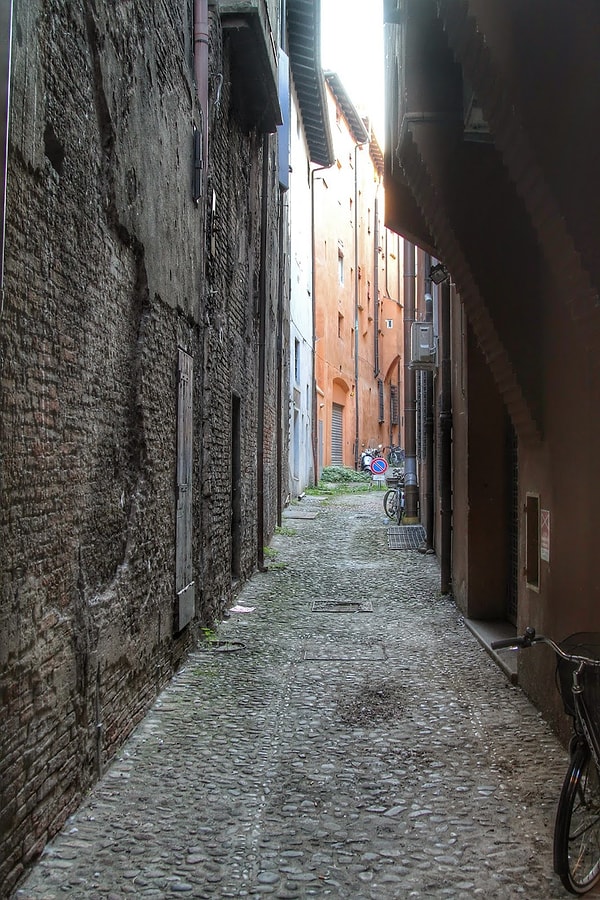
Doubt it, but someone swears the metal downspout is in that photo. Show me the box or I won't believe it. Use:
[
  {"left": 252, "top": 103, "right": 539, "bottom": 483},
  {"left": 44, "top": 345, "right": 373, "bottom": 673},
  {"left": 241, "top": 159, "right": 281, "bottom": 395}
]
[
  {"left": 0, "top": 0, "right": 13, "bottom": 317},
  {"left": 257, "top": 134, "right": 270, "bottom": 571},
  {"left": 423, "top": 255, "right": 434, "bottom": 549},
  {"left": 276, "top": 185, "right": 286, "bottom": 525},
  {"left": 373, "top": 192, "right": 380, "bottom": 378},
  {"left": 352, "top": 138, "right": 369, "bottom": 469},
  {"left": 311, "top": 164, "right": 331, "bottom": 484},
  {"left": 403, "top": 241, "right": 418, "bottom": 521},
  {"left": 193, "top": 0, "right": 209, "bottom": 171},
  {"left": 354, "top": 143, "right": 360, "bottom": 469},
  {"left": 440, "top": 277, "right": 452, "bottom": 593}
]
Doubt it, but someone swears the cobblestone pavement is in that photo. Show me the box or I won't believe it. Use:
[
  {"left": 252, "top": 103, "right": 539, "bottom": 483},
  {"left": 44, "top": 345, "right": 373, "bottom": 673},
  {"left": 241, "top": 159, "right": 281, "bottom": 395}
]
[{"left": 14, "top": 490, "right": 594, "bottom": 899}]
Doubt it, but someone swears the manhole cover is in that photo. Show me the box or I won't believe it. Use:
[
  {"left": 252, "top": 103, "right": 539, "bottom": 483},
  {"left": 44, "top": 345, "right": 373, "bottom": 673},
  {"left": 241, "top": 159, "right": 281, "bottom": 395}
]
[
  {"left": 387, "top": 525, "right": 426, "bottom": 550},
  {"left": 311, "top": 600, "right": 373, "bottom": 613}
]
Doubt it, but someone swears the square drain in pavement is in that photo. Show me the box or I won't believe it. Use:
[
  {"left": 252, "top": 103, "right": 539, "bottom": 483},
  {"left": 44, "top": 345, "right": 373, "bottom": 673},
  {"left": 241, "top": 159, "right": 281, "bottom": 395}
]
[
  {"left": 283, "top": 509, "right": 318, "bottom": 519},
  {"left": 387, "top": 525, "right": 427, "bottom": 550},
  {"left": 303, "top": 640, "right": 386, "bottom": 661},
  {"left": 311, "top": 599, "right": 373, "bottom": 613}
]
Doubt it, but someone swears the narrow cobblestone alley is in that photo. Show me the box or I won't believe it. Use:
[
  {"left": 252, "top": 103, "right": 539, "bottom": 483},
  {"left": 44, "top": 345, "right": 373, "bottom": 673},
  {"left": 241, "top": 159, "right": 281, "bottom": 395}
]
[{"left": 14, "top": 490, "right": 586, "bottom": 899}]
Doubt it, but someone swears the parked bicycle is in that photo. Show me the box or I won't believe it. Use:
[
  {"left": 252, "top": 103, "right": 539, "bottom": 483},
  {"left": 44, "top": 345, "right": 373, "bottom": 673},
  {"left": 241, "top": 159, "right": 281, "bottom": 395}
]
[
  {"left": 492, "top": 627, "right": 600, "bottom": 894},
  {"left": 383, "top": 468, "right": 404, "bottom": 523},
  {"left": 387, "top": 445, "right": 405, "bottom": 467}
]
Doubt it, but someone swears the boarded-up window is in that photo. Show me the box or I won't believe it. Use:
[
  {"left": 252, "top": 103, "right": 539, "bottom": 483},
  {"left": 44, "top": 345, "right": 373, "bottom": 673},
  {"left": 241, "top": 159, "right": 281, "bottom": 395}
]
[
  {"left": 525, "top": 493, "right": 540, "bottom": 591},
  {"left": 175, "top": 349, "right": 195, "bottom": 630}
]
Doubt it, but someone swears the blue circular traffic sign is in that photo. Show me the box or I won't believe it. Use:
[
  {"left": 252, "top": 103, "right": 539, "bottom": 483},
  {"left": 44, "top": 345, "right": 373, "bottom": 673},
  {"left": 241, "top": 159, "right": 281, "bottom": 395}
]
[{"left": 370, "top": 457, "right": 388, "bottom": 475}]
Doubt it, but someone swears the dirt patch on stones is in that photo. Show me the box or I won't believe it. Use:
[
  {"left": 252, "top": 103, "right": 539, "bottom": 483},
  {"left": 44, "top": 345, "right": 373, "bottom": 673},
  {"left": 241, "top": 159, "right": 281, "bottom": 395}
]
[{"left": 337, "top": 679, "right": 406, "bottom": 726}]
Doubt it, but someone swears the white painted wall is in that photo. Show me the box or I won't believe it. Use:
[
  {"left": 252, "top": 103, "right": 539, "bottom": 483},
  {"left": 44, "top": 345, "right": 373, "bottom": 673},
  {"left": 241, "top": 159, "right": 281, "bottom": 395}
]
[{"left": 287, "top": 94, "right": 316, "bottom": 497}]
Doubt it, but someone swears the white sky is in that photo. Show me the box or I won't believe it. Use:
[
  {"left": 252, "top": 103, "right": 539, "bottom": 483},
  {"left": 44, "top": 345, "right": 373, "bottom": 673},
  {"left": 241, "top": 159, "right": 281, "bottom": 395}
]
[{"left": 320, "top": 0, "right": 384, "bottom": 143}]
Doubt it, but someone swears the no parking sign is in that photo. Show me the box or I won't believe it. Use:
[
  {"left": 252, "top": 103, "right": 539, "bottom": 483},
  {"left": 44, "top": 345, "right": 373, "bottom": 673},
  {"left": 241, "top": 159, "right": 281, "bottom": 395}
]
[{"left": 369, "top": 457, "right": 388, "bottom": 476}]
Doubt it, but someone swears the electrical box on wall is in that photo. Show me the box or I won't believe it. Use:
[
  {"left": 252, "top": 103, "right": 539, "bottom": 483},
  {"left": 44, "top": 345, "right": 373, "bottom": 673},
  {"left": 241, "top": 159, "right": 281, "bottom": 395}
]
[{"left": 410, "top": 322, "right": 437, "bottom": 369}]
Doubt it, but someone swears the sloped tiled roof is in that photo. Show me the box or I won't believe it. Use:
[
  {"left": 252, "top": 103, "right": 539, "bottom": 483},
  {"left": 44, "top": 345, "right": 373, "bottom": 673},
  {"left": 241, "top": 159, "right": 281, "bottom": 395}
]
[
  {"left": 324, "top": 70, "right": 370, "bottom": 144},
  {"left": 369, "top": 130, "right": 384, "bottom": 176},
  {"left": 287, "top": 0, "right": 334, "bottom": 167}
]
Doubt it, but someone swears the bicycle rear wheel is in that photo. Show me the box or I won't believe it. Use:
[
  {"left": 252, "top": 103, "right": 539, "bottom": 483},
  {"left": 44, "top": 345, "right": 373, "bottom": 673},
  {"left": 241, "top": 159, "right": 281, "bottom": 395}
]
[
  {"left": 383, "top": 489, "right": 398, "bottom": 519},
  {"left": 554, "top": 740, "right": 600, "bottom": 894}
]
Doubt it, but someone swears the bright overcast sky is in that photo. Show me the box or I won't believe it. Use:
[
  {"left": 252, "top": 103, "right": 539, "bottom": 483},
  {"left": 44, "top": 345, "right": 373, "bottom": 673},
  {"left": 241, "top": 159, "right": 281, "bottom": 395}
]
[{"left": 320, "top": 0, "right": 384, "bottom": 142}]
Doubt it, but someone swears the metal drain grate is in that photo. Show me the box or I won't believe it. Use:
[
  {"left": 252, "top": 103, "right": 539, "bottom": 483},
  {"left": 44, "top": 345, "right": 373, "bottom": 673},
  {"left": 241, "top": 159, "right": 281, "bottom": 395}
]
[
  {"left": 311, "top": 600, "right": 373, "bottom": 613},
  {"left": 387, "top": 525, "right": 427, "bottom": 550}
]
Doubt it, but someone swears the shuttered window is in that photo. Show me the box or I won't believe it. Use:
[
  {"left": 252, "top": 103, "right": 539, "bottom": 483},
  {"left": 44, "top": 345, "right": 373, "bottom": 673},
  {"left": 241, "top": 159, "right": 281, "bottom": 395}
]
[
  {"left": 390, "top": 384, "right": 399, "bottom": 426},
  {"left": 378, "top": 379, "right": 384, "bottom": 423}
]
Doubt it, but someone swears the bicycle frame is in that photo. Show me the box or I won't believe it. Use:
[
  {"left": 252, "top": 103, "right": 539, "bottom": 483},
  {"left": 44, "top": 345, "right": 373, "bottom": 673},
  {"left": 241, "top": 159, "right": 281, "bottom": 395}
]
[
  {"left": 570, "top": 661, "right": 600, "bottom": 771},
  {"left": 493, "top": 628, "right": 600, "bottom": 894}
]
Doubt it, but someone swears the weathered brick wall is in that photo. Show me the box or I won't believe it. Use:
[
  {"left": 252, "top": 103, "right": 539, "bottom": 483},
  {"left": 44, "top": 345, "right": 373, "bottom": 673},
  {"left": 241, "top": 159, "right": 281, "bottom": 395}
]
[
  {"left": 0, "top": 0, "right": 286, "bottom": 893},
  {"left": 201, "top": 21, "right": 259, "bottom": 601},
  {"left": 203, "top": 14, "right": 284, "bottom": 588}
]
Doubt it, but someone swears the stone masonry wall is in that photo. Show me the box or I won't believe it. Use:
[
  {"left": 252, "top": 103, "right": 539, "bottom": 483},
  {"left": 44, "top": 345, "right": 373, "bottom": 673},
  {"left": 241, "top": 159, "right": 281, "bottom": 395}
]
[{"left": 0, "top": 0, "right": 284, "bottom": 892}]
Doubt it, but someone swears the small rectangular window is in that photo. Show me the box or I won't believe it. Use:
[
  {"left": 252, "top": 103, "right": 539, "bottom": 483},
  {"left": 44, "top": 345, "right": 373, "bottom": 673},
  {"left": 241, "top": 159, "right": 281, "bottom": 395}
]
[
  {"left": 525, "top": 493, "right": 540, "bottom": 591},
  {"left": 338, "top": 313, "right": 343, "bottom": 338},
  {"left": 338, "top": 251, "right": 344, "bottom": 285},
  {"left": 294, "top": 338, "right": 300, "bottom": 384}
]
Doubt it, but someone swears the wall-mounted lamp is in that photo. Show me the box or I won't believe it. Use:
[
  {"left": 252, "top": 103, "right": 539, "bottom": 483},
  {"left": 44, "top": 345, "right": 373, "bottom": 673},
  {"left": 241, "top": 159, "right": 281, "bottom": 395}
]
[{"left": 430, "top": 263, "right": 450, "bottom": 285}]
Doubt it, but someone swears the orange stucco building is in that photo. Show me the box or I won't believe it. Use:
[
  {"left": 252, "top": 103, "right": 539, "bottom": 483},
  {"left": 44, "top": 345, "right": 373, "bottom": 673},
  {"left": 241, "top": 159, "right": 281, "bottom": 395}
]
[{"left": 313, "top": 73, "right": 404, "bottom": 472}]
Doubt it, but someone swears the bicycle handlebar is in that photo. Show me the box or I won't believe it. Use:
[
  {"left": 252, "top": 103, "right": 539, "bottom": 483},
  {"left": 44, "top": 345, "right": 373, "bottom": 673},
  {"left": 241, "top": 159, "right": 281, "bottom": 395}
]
[
  {"left": 491, "top": 626, "right": 537, "bottom": 651},
  {"left": 492, "top": 627, "right": 600, "bottom": 668}
]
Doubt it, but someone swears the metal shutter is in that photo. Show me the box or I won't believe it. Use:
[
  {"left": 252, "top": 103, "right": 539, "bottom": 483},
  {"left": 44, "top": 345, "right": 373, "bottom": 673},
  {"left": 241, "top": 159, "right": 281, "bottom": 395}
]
[{"left": 331, "top": 403, "right": 343, "bottom": 466}]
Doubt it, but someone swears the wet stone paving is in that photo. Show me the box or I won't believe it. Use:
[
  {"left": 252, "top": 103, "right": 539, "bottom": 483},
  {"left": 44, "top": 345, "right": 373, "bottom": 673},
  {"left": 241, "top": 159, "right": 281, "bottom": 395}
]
[{"left": 14, "top": 490, "right": 592, "bottom": 898}]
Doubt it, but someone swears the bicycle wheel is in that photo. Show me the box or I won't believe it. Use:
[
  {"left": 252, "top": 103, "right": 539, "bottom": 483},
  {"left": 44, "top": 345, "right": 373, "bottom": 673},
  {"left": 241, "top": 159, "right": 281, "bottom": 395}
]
[
  {"left": 383, "top": 489, "right": 398, "bottom": 519},
  {"left": 554, "top": 739, "right": 600, "bottom": 894}
]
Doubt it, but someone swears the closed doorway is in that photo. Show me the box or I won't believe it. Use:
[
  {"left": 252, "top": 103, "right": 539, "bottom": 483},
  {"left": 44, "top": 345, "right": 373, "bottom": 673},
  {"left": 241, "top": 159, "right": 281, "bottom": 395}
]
[{"left": 231, "top": 394, "right": 241, "bottom": 581}]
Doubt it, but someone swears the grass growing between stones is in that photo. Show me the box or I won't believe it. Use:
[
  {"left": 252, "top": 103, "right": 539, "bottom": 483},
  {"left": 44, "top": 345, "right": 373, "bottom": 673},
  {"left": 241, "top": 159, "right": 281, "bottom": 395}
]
[
  {"left": 263, "top": 544, "right": 288, "bottom": 570},
  {"left": 304, "top": 466, "right": 372, "bottom": 497}
]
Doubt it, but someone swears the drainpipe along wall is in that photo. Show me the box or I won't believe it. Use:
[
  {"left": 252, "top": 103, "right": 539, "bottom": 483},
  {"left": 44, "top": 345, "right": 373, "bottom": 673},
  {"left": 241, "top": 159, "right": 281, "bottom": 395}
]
[
  {"left": 373, "top": 192, "right": 380, "bottom": 378},
  {"left": 353, "top": 143, "right": 361, "bottom": 469},
  {"left": 311, "top": 165, "right": 331, "bottom": 484},
  {"left": 257, "top": 134, "right": 271, "bottom": 571},
  {"left": 440, "top": 277, "right": 452, "bottom": 593},
  {"left": 276, "top": 185, "right": 287, "bottom": 524},
  {"left": 352, "top": 138, "right": 370, "bottom": 469},
  {"left": 403, "top": 241, "right": 418, "bottom": 521},
  {"left": 0, "top": 0, "right": 13, "bottom": 318},
  {"left": 423, "top": 254, "right": 434, "bottom": 548},
  {"left": 193, "top": 0, "right": 209, "bottom": 171}
]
